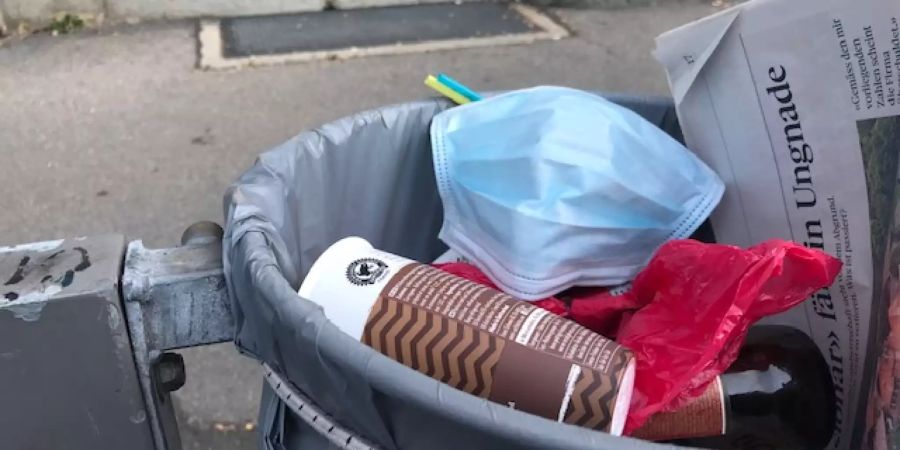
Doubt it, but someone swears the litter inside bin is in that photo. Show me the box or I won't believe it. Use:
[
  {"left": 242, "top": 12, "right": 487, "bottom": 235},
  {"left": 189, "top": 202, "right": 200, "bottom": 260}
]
[
  {"left": 618, "top": 239, "right": 841, "bottom": 433},
  {"left": 424, "top": 73, "right": 482, "bottom": 105},
  {"left": 224, "top": 93, "right": 764, "bottom": 450},
  {"left": 430, "top": 86, "right": 725, "bottom": 300},
  {"left": 634, "top": 325, "right": 837, "bottom": 448},
  {"left": 436, "top": 238, "right": 842, "bottom": 433},
  {"left": 298, "top": 237, "right": 637, "bottom": 435}
]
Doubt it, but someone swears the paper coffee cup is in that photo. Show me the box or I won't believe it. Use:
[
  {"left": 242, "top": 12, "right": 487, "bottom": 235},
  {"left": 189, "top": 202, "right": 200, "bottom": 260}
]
[{"left": 299, "top": 237, "right": 636, "bottom": 435}]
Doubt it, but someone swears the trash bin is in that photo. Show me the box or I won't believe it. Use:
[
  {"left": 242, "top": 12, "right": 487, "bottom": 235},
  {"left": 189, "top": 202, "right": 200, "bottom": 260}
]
[{"left": 223, "top": 94, "right": 683, "bottom": 450}]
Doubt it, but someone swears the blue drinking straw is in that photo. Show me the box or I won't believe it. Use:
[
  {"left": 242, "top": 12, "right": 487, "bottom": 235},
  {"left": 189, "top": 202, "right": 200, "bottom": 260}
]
[{"left": 437, "top": 73, "right": 482, "bottom": 102}]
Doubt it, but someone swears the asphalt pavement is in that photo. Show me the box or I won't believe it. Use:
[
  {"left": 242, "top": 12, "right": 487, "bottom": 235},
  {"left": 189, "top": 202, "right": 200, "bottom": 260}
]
[{"left": 0, "top": 2, "right": 720, "bottom": 448}]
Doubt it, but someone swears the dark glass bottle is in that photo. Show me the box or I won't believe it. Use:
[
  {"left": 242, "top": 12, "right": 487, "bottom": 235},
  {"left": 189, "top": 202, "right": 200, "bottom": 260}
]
[{"left": 634, "top": 325, "right": 836, "bottom": 449}]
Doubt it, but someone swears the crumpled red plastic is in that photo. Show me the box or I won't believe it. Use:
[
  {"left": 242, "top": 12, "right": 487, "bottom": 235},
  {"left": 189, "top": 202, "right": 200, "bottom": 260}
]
[
  {"left": 436, "top": 239, "right": 842, "bottom": 435},
  {"left": 567, "top": 286, "right": 640, "bottom": 338},
  {"left": 619, "top": 239, "right": 841, "bottom": 433}
]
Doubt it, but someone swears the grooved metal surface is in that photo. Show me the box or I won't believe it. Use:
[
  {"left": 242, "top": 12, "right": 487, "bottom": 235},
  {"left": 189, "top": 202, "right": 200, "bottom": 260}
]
[{"left": 263, "top": 364, "right": 377, "bottom": 450}]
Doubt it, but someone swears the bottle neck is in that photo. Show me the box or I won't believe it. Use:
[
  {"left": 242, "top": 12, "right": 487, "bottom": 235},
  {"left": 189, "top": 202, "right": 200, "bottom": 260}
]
[
  {"left": 631, "top": 364, "right": 794, "bottom": 442},
  {"left": 720, "top": 364, "right": 792, "bottom": 420},
  {"left": 632, "top": 326, "right": 836, "bottom": 449},
  {"left": 695, "top": 329, "right": 836, "bottom": 450}
]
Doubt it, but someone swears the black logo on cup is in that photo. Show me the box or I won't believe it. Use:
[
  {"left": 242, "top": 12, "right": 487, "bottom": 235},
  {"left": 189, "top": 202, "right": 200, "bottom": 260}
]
[{"left": 346, "top": 258, "right": 388, "bottom": 286}]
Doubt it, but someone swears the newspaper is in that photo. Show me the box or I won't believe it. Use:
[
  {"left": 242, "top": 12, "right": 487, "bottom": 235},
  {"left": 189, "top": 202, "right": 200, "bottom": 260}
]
[{"left": 655, "top": 1, "right": 900, "bottom": 448}]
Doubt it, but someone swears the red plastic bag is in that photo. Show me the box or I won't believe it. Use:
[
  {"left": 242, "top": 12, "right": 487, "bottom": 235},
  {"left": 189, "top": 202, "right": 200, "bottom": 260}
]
[
  {"left": 435, "top": 239, "right": 841, "bottom": 434},
  {"left": 619, "top": 239, "right": 841, "bottom": 433},
  {"left": 568, "top": 287, "right": 641, "bottom": 338}
]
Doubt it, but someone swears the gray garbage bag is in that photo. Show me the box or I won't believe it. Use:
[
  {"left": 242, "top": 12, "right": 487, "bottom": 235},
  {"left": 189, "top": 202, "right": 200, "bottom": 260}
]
[{"left": 223, "top": 95, "right": 683, "bottom": 450}]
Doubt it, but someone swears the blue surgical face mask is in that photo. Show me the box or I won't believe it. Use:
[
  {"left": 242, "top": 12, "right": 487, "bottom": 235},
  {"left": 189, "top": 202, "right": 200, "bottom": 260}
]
[{"left": 430, "top": 86, "right": 724, "bottom": 300}]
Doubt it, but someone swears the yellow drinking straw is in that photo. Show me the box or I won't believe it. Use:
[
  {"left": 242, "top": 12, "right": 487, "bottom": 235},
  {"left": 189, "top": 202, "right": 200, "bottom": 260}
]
[{"left": 425, "top": 75, "right": 471, "bottom": 105}]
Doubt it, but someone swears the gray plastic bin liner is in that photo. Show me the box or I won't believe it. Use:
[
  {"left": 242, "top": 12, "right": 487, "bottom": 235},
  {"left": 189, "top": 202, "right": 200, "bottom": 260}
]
[{"left": 223, "top": 94, "right": 684, "bottom": 450}]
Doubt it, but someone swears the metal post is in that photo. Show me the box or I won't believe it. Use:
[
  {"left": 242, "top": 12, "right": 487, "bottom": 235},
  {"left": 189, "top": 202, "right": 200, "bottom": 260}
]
[
  {"left": 2, "top": 224, "right": 236, "bottom": 450},
  {"left": 122, "top": 222, "right": 234, "bottom": 450},
  {"left": 0, "top": 235, "right": 157, "bottom": 450}
]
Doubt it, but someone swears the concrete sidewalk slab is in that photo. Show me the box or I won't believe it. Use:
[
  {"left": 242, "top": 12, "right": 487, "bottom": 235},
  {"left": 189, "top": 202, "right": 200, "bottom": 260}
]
[
  {"left": 0, "top": 3, "right": 721, "bottom": 449},
  {"left": 1, "top": 0, "right": 728, "bottom": 26},
  {"left": 108, "top": 0, "right": 325, "bottom": 21},
  {"left": 1, "top": 0, "right": 323, "bottom": 25},
  {"left": 1, "top": 0, "right": 102, "bottom": 24}
]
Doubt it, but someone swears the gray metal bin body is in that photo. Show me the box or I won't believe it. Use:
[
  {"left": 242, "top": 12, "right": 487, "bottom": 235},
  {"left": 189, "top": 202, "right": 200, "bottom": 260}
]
[{"left": 223, "top": 94, "right": 683, "bottom": 450}]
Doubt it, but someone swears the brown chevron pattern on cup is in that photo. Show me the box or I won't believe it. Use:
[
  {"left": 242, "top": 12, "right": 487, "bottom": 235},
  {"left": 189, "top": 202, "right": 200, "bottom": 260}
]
[
  {"left": 564, "top": 348, "right": 631, "bottom": 432},
  {"left": 363, "top": 297, "right": 505, "bottom": 397}
]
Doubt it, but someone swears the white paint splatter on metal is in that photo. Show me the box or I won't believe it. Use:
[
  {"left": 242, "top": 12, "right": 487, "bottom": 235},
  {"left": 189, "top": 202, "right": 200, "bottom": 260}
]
[
  {"left": 0, "top": 350, "right": 21, "bottom": 360},
  {"left": 84, "top": 407, "right": 101, "bottom": 437},
  {"left": 0, "top": 239, "right": 63, "bottom": 254},
  {"left": 107, "top": 302, "right": 121, "bottom": 330},
  {"left": 130, "top": 410, "right": 147, "bottom": 424},
  {"left": 4, "top": 284, "right": 62, "bottom": 321}
]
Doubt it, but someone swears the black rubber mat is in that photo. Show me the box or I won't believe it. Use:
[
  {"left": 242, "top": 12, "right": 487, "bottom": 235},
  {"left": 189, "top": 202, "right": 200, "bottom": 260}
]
[{"left": 220, "top": 2, "right": 537, "bottom": 58}]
